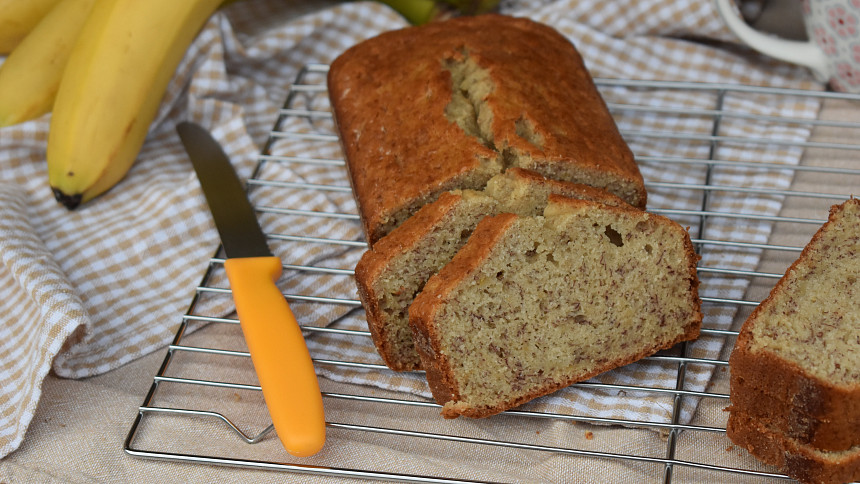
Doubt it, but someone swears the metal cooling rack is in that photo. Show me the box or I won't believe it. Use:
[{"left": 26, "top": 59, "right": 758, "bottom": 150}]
[{"left": 125, "top": 63, "right": 860, "bottom": 483}]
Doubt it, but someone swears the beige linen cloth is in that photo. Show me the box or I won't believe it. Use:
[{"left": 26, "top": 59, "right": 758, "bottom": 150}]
[{"left": 0, "top": 0, "right": 823, "bottom": 470}]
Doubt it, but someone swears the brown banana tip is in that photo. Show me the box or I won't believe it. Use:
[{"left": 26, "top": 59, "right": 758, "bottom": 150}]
[{"left": 52, "top": 188, "right": 82, "bottom": 210}]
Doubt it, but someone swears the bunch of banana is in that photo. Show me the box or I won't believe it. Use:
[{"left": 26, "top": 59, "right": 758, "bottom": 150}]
[
  {"left": 0, "top": 0, "right": 223, "bottom": 209},
  {"left": 46, "top": 0, "right": 224, "bottom": 208}
]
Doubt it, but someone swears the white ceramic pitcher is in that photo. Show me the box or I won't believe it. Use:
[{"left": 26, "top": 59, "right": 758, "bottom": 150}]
[{"left": 715, "top": 0, "right": 860, "bottom": 92}]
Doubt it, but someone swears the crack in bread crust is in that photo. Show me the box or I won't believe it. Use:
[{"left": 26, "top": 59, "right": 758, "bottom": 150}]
[{"left": 328, "top": 14, "right": 646, "bottom": 246}]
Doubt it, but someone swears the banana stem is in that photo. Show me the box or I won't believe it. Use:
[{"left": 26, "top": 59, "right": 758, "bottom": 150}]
[{"left": 372, "top": 0, "right": 439, "bottom": 25}]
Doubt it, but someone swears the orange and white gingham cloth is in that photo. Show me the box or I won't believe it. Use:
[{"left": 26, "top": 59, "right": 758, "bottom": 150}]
[{"left": 0, "top": 0, "right": 821, "bottom": 458}]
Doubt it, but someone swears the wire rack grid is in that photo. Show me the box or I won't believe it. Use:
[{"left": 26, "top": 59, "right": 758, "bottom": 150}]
[{"left": 124, "top": 63, "right": 860, "bottom": 483}]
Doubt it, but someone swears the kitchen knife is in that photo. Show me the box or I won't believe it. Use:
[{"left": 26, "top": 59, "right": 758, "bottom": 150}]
[{"left": 177, "top": 121, "right": 325, "bottom": 457}]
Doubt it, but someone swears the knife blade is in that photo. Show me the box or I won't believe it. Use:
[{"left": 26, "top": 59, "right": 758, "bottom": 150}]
[{"left": 177, "top": 121, "right": 325, "bottom": 457}]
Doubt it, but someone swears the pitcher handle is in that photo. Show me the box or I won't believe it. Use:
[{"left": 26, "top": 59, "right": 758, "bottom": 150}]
[{"left": 714, "top": 0, "right": 828, "bottom": 81}]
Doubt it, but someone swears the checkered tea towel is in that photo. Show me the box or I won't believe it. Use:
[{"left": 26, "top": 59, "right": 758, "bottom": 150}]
[{"left": 0, "top": 0, "right": 821, "bottom": 458}]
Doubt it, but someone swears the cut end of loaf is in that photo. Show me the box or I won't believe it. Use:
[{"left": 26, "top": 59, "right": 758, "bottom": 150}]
[{"left": 410, "top": 199, "right": 701, "bottom": 418}]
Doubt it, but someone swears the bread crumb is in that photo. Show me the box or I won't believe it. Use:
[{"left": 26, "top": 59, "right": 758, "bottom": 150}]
[{"left": 585, "top": 431, "right": 594, "bottom": 440}]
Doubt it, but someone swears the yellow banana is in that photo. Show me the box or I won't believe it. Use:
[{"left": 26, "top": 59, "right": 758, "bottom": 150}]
[
  {"left": 0, "top": 0, "right": 63, "bottom": 54},
  {"left": 0, "top": 0, "right": 96, "bottom": 127},
  {"left": 47, "top": 0, "right": 224, "bottom": 209}
]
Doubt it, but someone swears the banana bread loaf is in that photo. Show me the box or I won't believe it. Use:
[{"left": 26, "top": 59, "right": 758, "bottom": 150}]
[
  {"left": 355, "top": 168, "right": 628, "bottom": 371},
  {"left": 409, "top": 197, "right": 701, "bottom": 418},
  {"left": 727, "top": 198, "right": 860, "bottom": 481},
  {"left": 328, "top": 14, "right": 645, "bottom": 246}
]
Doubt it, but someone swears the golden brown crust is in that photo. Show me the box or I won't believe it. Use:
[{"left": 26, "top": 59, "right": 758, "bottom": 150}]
[
  {"left": 727, "top": 410, "right": 860, "bottom": 484},
  {"left": 473, "top": 21, "right": 644, "bottom": 206},
  {"left": 728, "top": 384, "right": 860, "bottom": 452},
  {"left": 329, "top": 14, "right": 644, "bottom": 245},
  {"left": 328, "top": 17, "right": 497, "bottom": 245},
  {"left": 730, "top": 336, "right": 860, "bottom": 426},
  {"left": 727, "top": 198, "right": 860, "bottom": 473}
]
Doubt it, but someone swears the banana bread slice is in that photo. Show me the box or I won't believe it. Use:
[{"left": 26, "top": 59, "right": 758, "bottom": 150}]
[
  {"left": 355, "top": 168, "right": 627, "bottom": 371},
  {"left": 409, "top": 197, "right": 701, "bottom": 418},
  {"left": 728, "top": 198, "right": 860, "bottom": 456},
  {"left": 328, "top": 14, "right": 644, "bottom": 245}
]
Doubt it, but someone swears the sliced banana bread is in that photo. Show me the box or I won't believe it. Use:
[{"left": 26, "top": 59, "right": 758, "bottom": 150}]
[
  {"left": 409, "top": 197, "right": 702, "bottom": 418},
  {"left": 355, "top": 168, "right": 628, "bottom": 371},
  {"left": 728, "top": 198, "right": 860, "bottom": 476}
]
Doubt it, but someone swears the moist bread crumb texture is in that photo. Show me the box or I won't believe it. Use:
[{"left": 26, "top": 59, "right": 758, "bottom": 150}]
[
  {"left": 355, "top": 168, "right": 629, "bottom": 372},
  {"left": 328, "top": 14, "right": 645, "bottom": 246},
  {"left": 745, "top": 200, "right": 859, "bottom": 387},
  {"left": 727, "top": 198, "right": 860, "bottom": 484},
  {"left": 409, "top": 198, "right": 701, "bottom": 418}
]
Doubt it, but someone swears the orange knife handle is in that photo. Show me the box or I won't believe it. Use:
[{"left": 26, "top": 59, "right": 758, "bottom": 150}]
[{"left": 224, "top": 256, "right": 325, "bottom": 457}]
